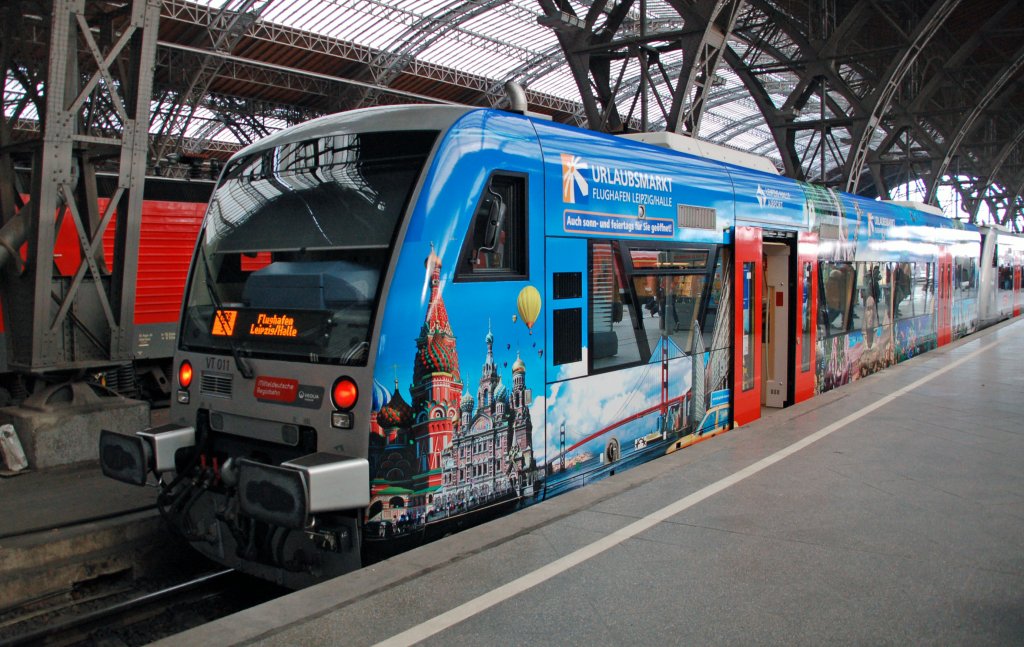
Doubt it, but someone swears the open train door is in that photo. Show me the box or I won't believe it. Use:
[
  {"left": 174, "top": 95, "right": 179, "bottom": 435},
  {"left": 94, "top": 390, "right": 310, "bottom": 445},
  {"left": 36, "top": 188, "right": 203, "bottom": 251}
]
[
  {"left": 793, "top": 232, "right": 818, "bottom": 404},
  {"left": 937, "top": 248, "right": 953, "bottom": 346},
  {"left": 733, "top": 226, "right": 762, "bottom": 426}
]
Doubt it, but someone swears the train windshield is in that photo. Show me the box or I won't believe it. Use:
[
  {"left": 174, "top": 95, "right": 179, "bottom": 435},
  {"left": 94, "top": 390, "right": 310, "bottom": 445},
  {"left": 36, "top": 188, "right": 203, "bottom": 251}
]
[{"left": 180, "top": 130, "right": 438, "bottom": 365}]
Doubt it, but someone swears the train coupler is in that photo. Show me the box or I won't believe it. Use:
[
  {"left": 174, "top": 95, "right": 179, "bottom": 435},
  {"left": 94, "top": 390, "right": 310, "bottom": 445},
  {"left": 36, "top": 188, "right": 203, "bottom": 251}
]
[
  {"left": 100, "top": 424, "right": 195, "bottom": 485},
  {"left": 236, "top": 453, "right": 369, "bottom": 530}
]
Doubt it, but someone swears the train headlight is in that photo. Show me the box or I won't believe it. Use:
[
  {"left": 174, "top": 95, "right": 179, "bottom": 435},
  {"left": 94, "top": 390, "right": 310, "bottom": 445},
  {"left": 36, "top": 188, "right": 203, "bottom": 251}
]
[
  {"left": 331, "top": 377, "right": 358, "bottom": 410},
  {"left": 177, "top": 360, "right": 192, "bottom": 404},
  {"left": 331, "top": 411, "right": 354, "bottom": 430},
  {"left": 331, "top": 377, "right": 357, "bottom": 429}
]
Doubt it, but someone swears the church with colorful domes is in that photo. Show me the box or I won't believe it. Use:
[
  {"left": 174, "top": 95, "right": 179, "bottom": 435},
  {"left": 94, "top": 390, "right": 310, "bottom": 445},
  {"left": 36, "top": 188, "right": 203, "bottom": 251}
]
[{"left": 366, "top": 247, "right": 537, "bottom": 534}]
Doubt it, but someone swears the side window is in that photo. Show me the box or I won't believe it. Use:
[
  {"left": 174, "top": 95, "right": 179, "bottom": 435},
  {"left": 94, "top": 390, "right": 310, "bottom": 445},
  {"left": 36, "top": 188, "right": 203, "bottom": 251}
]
[
  {"left": 819, "top": 260, "right": 856, "bottom": 336},
  {"left": 890, "top": 262, "right": 913, "bottom": 320},
  {"left": 701, "top": 249, "right": 724, "bottom": 350},
  {"left": 455, "top": 173, "right": 527, "bottom": 281},
  {"left": 954, "top": 255, "right": 977, "bottom": 298},
  {"left": 590, "top": 242, "right": 716, "bottom": 373},
  {"left": 851, "top": 262, "right": 888, "bottom": 333},
  {"left": 590, "top": 242, "right": 641, "bottom": 371},
  {"left": 741, "top": 262, "right": 755, "bottom": 391},
  {"left": 912, "top": 262, "right": 935, "bottom": 317},
  {"left": 632, "top": 274, "right": 706, "bottom": 355},
  {"left": 800, "top": 260, "right": 812, "bottom": 372}
]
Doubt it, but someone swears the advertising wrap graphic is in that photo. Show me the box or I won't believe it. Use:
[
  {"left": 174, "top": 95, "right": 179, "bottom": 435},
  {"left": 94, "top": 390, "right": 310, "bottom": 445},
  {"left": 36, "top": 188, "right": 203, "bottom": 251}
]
[
  {"left": 561, "top": 153, "right": 589, "bottom": 204},
  {"left": 560, "top": 151, "right": 676, "bottom": 238},
  {"left": 564, "top": 210, "right": 675, "bottom": 237}
]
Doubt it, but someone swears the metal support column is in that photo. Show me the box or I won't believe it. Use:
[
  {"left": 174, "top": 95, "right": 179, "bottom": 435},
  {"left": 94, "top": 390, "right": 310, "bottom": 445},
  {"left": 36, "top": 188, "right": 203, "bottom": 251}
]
[{"left": 3, "top": 0, "right": 160, "bottom": 373}]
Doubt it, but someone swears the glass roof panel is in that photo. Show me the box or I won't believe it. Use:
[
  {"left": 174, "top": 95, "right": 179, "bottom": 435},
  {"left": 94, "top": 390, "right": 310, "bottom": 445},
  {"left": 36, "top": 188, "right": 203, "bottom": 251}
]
[{"left": 4, "top": 0, "right": 1008, "bottom": 227}]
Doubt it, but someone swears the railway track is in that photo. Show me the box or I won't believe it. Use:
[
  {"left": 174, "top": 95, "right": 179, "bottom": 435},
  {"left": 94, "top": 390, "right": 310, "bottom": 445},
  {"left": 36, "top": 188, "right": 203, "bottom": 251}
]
[{"left": 0, "top": 568, "right": 284, "bottom": 646}]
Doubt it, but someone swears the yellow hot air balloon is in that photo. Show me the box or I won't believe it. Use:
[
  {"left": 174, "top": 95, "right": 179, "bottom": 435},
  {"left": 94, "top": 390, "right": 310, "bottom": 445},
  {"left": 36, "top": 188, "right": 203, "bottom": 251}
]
[{"left": 516, "top": 285, "right": 541, "bottom": 334}]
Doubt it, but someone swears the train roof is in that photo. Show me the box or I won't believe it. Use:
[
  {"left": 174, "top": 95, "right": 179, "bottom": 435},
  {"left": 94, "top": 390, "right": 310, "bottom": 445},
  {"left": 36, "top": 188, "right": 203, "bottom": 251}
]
[
  {"left": 225, "top": 105, "right": 976, "bottom": 243},
  {"left": 229, "top": 105, "right": 474, "bottom": 161},
  {"left": 619, "top": 131, "right": 780, "bottom": 175},
  {"left": 886, "top": 200, "right": 945, "bottom": 217}
]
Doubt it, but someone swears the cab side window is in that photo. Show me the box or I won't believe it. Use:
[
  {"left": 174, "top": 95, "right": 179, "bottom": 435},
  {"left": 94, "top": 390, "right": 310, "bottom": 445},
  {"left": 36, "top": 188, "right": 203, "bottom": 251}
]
[{"left": 455, "top": 173, "right": 527, "bottom": 281}]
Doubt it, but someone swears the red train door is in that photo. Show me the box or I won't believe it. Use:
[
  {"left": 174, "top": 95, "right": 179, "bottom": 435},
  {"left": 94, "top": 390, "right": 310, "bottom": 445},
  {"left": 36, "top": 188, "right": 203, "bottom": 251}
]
[
  {"left": 937, "top": 249, "right": 953, "bottom": 346},
  {"left": 794, "top": 232, "right": 818, "bottom": 404},
  {"left": 733, "top": 226, "right": 762, "bottom": 427},
  {"left": 1014, "top": 262, "right": 1021, "bottom": 317}
]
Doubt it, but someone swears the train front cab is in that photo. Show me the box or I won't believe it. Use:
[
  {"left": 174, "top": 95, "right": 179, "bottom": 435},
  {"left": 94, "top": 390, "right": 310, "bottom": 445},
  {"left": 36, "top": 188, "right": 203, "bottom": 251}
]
[
  {"left": 97, "top": 108, "right": 485, "bottom": 588},
  {"left": 732, "top": 226, "right": 819, "bottom": 427},
  {"left": 97, "top": 106, "right": 577, "bottom": 587}
]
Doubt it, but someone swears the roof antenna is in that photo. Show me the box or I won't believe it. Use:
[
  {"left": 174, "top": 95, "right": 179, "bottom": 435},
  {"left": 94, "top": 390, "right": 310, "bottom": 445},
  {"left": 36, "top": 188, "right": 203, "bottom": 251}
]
[{"left": 504, "top": 80, "right": 527, "bottom": 114}]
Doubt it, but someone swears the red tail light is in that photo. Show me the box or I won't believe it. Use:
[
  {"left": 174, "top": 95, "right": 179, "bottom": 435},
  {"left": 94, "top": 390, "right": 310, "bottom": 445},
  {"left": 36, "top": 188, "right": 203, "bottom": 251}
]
[
  {"left": 332, "top": 377, "right": 358, "bottom": 410},
  {"left": 178, "top": 360, "right": 193, "bottom": 389}
]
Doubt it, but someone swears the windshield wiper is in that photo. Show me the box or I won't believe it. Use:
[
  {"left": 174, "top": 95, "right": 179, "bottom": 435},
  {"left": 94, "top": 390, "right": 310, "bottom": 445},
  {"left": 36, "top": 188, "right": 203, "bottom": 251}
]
[{"left": 198, "top": 244, "right": 254, "bottom": 380}]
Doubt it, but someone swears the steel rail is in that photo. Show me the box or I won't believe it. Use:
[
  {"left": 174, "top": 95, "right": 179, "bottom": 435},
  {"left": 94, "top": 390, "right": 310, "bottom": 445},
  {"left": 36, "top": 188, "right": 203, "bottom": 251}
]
[{"left": 0, "top": 569, "right": 235, "bottom": 647}]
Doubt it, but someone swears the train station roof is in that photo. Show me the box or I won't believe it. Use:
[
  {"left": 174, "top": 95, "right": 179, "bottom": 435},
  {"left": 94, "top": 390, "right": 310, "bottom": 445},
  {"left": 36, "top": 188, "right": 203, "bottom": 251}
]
[
  {"left": 154, "top": 0, "right": 812, "bottom": 160},
  {"left": 4, "top": 0, "right": 1024, "bottom": 228}
]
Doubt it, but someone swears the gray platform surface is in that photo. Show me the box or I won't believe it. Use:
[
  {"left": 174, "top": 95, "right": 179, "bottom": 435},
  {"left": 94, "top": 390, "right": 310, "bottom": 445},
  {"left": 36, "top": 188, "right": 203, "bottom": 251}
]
[
  {"left": 166, "top": 318, "right": 1024, "bottom": 646},
  {"left": 0, "top": 463, "right": 155, "bottom": 538},
  {"left": 0, "top": 409, "right": 166, "bottom": 539}
]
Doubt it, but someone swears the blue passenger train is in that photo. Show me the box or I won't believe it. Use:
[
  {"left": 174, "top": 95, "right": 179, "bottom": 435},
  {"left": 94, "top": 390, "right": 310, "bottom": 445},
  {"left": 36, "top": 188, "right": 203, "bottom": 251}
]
[{"left": 100, "top": 104, "right": 1024, "bottom": 587}]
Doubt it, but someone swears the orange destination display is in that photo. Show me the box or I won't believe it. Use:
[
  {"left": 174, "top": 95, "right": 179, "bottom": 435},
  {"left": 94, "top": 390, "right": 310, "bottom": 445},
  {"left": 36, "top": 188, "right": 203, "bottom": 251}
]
[
  {"left": 210, "top": 309, "right": 326, "bottom": 341},
  {"left": 249, "top": 313, "right": 299, "bottom": 337}
]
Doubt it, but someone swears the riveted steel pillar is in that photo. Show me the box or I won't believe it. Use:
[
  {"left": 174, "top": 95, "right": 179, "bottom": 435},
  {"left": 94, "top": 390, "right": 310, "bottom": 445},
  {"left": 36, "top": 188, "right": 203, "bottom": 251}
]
[{"left": 2, "top": 0, "right": 160, "bottom": 372}]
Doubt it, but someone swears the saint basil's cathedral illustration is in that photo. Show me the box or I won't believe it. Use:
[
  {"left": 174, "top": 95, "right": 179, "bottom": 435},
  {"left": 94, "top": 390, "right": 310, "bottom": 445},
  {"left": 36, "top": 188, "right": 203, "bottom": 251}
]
[{"left": 366, "top": 247, "right": 537, "bottom": 535}]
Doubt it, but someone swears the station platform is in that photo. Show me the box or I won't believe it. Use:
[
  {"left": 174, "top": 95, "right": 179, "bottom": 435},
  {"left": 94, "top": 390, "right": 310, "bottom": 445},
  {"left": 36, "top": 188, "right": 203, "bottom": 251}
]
[
  {"left": 0, "top": 402, "right": 168, "bottom": 539},
  {"left": 0, "top": 459, "right": 155, "bottom": 540},
  {"left": 0, "top": 410, "right": 170, "bottom": 609},
  {"left": 163, "top": 316, "right": 1024, "bottom": 646}
]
